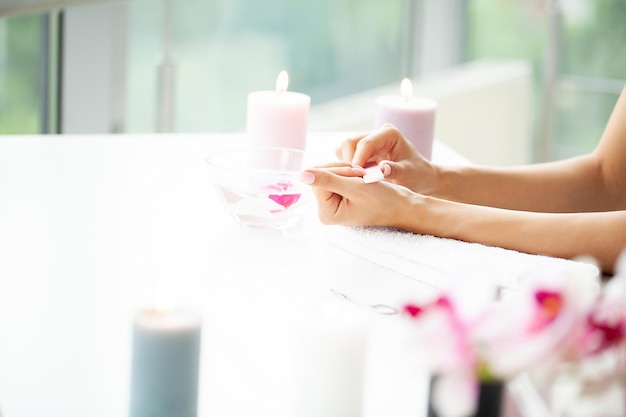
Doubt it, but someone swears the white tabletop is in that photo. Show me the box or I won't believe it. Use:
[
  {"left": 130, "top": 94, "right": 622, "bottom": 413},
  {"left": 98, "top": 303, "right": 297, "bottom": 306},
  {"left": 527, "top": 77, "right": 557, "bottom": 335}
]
[{"left": 0, "top": 133, "right": 468, "bottom": 417}]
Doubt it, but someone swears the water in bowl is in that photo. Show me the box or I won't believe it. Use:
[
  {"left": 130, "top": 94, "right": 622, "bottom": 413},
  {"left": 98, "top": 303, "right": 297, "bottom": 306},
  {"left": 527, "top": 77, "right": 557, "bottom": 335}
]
[{"left": 213, "top": 178, "right": 310, "bottom": 229}]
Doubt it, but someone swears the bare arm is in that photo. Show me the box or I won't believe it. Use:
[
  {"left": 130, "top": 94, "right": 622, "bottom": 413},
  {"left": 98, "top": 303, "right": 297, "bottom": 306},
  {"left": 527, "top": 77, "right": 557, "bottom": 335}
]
[
  {"left": 304, "top": 165, "right": 626, "bottom": 274},
  {"left": 398, "top": 195, "right": 626, "bottom": 274},
  {"left": 314, "top": 86, "right": 626, "bottom": 274},
  {"left": 433, "top": 86, "right": 626, "bottom": 213}
]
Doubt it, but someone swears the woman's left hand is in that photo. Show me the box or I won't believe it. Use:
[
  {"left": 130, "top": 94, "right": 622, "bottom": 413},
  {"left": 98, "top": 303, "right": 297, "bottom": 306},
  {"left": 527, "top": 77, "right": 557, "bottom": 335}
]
[{"left": 299, "top": 163, "right": 419, "bottom": 227}]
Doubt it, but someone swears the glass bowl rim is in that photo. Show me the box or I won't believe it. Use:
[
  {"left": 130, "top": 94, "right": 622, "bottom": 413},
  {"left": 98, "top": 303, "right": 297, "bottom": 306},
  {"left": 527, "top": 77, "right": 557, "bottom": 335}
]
[{"left": 205, "top": 146, "right": 318, "bottom": 175}]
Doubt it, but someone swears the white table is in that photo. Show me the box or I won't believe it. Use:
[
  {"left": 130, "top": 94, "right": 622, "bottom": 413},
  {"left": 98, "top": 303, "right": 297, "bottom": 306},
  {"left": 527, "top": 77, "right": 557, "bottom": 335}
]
[{"left": 0, "top": 133, "right": 469, "bottom": 417}]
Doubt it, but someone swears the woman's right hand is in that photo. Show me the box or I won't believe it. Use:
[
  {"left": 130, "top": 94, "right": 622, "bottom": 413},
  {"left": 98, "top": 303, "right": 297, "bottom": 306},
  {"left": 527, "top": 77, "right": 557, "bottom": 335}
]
[{"left": 335, "top": 124, "right": 439, "bottom": 195}]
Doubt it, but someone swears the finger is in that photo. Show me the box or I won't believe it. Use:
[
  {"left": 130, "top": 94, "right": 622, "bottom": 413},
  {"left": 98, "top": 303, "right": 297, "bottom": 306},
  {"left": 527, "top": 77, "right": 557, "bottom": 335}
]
[
  {"left": 301, "top": 173, "right": 344, "bottom": 223},
  {"left": 335, "top": 133, "right": 367, "bottom": 162},
  {"left": 300, "top": 168, "right": 362, "bottom": 196},
  {"left": 301, "top": 170, "right": 348, "bottom": 217},
  {"left": 378, "top": 160, "right": 394, "bottom": 177},
  {"left": 300, "top": 166, "right": 365, "bottom": 186},
  {"left": 328, "top": 166, "right": 367, "bottom": 177},
  {"left": 310, "top": 161, "right": 352, "bottom": 169},
  {"left": 311, "top": 161, "right": 366, "bottom": 175},
  {"left": 351, "top": 124, "right": 402, "bottom": 168},
  {"left": 311, "top": 184, "right": 342, "bottom": 218}
]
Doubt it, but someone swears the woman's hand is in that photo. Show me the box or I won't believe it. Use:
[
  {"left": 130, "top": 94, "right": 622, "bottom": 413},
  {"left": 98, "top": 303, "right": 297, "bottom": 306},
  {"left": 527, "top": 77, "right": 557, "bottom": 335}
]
[
  {"left": 335, "top": 124, "right": 439, "bottom": 195},
  {"left": 299, "top": 163, "right": 419, "bottom": 228}
]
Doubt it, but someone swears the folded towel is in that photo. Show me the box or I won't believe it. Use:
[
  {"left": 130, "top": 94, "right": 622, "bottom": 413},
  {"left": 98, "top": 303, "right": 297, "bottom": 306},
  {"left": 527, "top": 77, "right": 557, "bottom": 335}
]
[{"left": 325, "top": 225, "right": 599, "bottom": 291}]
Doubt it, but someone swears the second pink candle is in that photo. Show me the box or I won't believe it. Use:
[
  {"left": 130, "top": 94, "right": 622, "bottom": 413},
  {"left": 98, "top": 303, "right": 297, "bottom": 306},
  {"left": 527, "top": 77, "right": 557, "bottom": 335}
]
[{"left": 375, "top": 78, "right": 437, "bottom": 160}]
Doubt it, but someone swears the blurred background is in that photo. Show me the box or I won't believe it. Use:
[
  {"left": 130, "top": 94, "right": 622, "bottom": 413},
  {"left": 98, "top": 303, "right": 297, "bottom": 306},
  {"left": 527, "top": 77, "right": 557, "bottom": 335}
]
[{"left": 1, "top": 0, "right": 625, "bottom": 164}]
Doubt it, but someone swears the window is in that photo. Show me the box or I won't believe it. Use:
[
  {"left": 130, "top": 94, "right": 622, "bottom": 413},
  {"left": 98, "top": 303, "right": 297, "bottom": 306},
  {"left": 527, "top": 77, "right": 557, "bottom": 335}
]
[
  {"left": 125, "top": 0, "right": 409, "bottom": 133},
  {"left": 3, "top": 0, "right": 461, "bottom": 136},
  {"left": 551, "top": 0, "right": 626, "bottom": 159},
  {"left": 467, "top": 0, "right": 626, "bottom": 161},
  {"left": 0, "top": 13, "right": 44, "bottom": 134},
  {"left": 7, "top": 0, "right": 624, "bottom": 162}
]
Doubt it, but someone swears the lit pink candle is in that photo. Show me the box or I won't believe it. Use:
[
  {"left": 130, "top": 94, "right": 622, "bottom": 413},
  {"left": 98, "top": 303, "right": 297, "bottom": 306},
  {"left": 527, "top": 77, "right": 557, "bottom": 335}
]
[
  {"left": 246, "top": 71, "right": 311, "bottom": 150},
  {"left": 375, "top": 78, "right": 437, "bottom": 160}
]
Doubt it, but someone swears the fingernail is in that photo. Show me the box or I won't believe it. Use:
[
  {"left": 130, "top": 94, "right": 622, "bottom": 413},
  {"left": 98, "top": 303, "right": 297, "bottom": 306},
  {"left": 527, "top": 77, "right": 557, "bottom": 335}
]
[
  {"left": 351, "top": 164, "right": 367, "bottom": 174},
  {"left": 299, "top": 171, "right": 316, "bottom": 185},
  {"left": 382, "top": 164, "right": 391, "bottom": 176}
]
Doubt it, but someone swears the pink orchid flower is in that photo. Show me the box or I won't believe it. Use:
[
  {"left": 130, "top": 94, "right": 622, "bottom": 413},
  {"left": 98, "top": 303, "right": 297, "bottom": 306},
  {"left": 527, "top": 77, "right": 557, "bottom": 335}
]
[
  {"left": 404, "top": 297, "right": 476, "bottom": 374},
  {"left": 569, "top": 250, "right": 626, "bottom": 389},
  {"left": 401, "top": 266, "right": 603, "bottom": 417},
  {"left": 581, "top": 251, "right": 626, "bottom": 355},
  {"left": 475, "top": 267, "right": 598, "bottom": 378},
  {"left": 403, "top": 297, "right": 481, "bottom": 417}
]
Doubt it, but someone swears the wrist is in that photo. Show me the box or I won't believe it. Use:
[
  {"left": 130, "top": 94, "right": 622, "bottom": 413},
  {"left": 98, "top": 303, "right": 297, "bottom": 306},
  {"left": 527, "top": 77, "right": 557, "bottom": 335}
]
[
  {"left": 392, "top": 193, "right": 433, "bottom": 234},
  {"left": 430, "top": 165, "right": 458, "bottom": 201}
]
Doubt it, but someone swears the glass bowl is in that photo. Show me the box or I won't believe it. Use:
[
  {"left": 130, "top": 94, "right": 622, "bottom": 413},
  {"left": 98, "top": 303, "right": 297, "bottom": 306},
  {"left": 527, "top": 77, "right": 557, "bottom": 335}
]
[{"left": 206, "top": 147, "right": 318, "bottom": 230}]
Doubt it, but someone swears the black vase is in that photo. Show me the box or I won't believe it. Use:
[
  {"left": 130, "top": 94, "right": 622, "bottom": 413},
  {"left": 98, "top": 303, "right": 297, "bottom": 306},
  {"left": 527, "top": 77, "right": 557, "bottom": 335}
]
[{"left": 427, "top": 376, "right": 505, "bottom": 417}]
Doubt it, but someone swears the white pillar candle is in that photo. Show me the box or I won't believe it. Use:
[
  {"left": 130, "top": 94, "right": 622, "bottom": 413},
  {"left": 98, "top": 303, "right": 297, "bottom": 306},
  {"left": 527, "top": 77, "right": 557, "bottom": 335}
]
[
  {"left": 291, "top": 291, "right": 371, "bottom": 417},
  {"left": 129, "top": 308, "right": 202, "bottom": 417},
  {"left": 246, "top": 70, "right": 311, "bottom": 150},
  {"left": 375, "top": 78, "right": 437, "bottom": 160}
]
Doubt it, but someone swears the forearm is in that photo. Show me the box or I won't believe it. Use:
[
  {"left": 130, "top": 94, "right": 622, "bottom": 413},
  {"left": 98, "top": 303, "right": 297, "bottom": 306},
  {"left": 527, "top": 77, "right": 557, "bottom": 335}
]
[
  {"left": 398, "top": 196, "right": 626, "bottom": 274},
  {"left": 432, "top": 155, "right": 612, "bottom": 213},
  {"left": 432, "top": 85, "right": 626, "bottom": 213}
]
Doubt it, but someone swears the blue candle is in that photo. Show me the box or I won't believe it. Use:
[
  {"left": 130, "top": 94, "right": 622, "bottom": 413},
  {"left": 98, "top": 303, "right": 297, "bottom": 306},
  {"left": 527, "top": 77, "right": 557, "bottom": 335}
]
[{"left": 129, "top": 308, "right": 202, "bottom": 417}]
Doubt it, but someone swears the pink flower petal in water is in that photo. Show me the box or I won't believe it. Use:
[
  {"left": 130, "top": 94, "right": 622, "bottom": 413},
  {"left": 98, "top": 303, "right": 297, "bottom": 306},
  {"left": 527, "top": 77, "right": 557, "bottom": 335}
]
[
  {"left": 263, "top": 180, "right": 301, "bottom": 210},
  {"left": 268, "top": 193, "right": 301, "bottom": 209},
  {"left": 265, "top": 180, "right": 294, "bottom": 192}
]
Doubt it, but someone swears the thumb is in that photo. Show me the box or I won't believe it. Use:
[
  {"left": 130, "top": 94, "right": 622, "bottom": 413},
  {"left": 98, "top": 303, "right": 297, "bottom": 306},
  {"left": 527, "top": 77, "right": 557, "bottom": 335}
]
[{"left": 378, "top": 160, "right": 406, "bottom": 179}]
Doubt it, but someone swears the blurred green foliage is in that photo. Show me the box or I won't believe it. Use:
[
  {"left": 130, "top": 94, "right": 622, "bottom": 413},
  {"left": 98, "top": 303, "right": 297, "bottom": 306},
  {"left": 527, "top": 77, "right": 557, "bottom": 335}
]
[
  {"left": 0, "top": 14, "right": 41, "bottom": 134},
  {"left": 468, "top": 0, "right": 626, "bottom": 160},
  {"left": 563, "top": 0, "right": 626, "bottom": 79},
  {"left": 555, "top": 0, "right": 626, "bottom": 158}
]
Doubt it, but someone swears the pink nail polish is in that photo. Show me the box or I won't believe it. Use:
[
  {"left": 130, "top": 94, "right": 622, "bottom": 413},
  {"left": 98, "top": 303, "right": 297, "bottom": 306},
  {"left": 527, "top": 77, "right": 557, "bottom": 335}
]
[
  {"left": 351, "top": 165, "right": 367, "bottom": 175},
  {"left": 299, "top": 171, "right": 316, "bottom": 185},
  {"left": 382, "top": 164, "right": 391, "bottom": 176}
]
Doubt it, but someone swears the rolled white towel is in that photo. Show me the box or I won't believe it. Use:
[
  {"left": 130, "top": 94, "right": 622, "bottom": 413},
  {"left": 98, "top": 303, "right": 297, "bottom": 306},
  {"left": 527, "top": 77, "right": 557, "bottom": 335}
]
[{"left": 324, "top": 225, "right": 599, "bottom": 291}]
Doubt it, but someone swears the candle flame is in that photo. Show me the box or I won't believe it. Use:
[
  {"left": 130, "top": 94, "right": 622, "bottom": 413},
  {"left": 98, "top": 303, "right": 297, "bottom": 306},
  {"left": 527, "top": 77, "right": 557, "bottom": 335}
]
[
  {"left": 276, "top": 70, "right": 289, "bottom": 93},
  {"left": 401, "top": 77, "right": 413, "bottom": 102}
]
